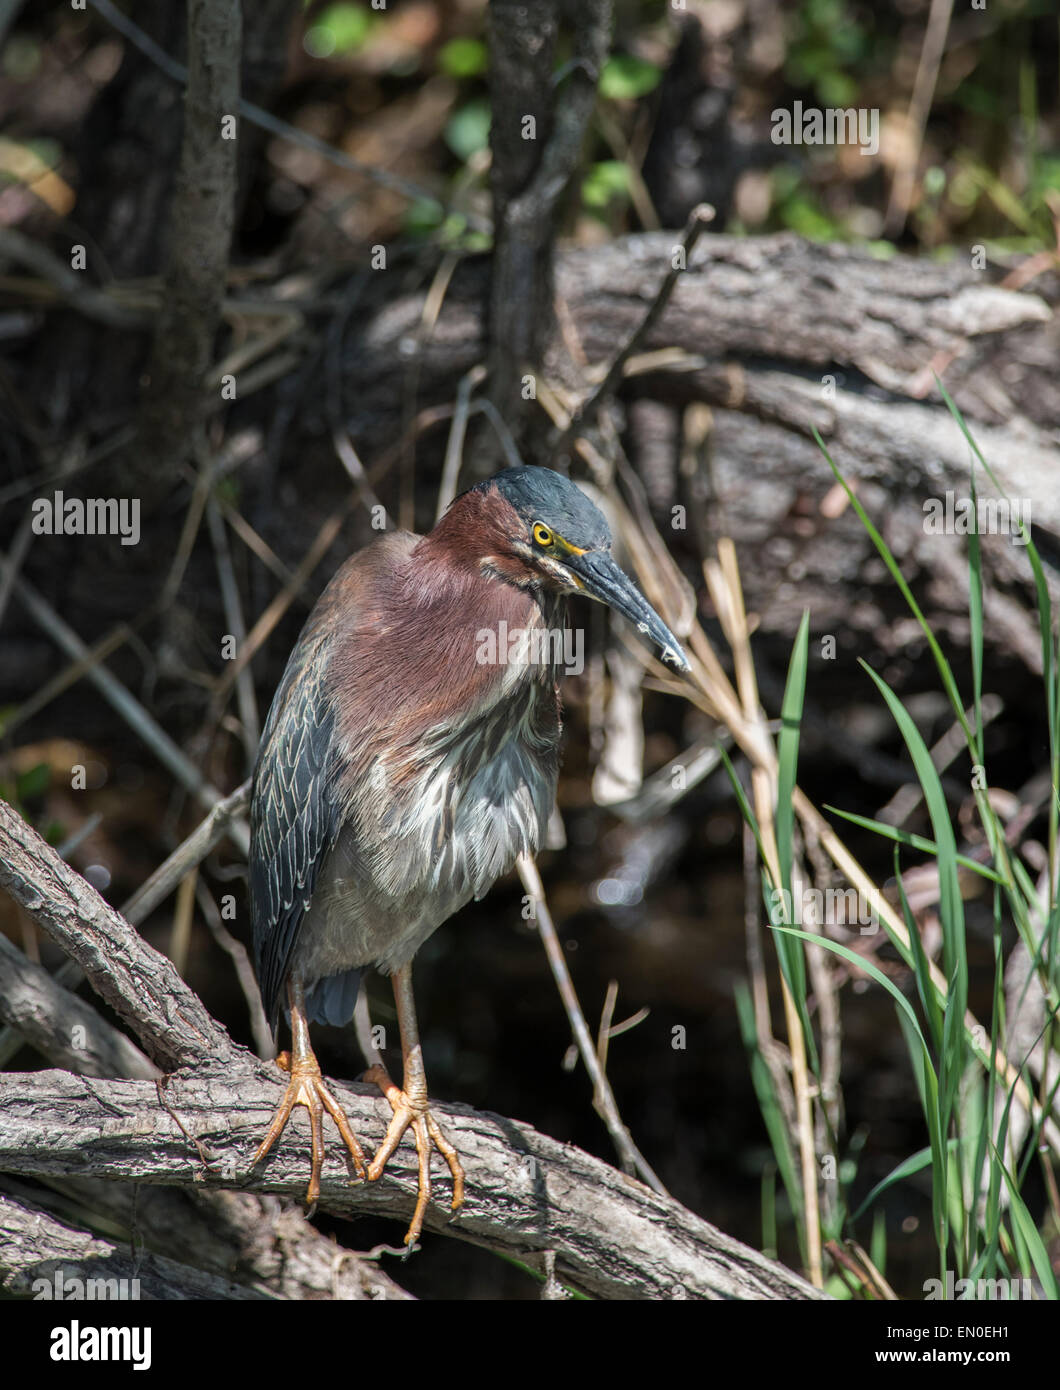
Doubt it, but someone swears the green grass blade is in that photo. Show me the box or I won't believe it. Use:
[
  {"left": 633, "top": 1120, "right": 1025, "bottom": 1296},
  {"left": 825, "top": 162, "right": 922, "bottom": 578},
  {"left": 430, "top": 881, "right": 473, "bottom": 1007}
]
[
  {"left": 824, "top": 805, "right": 1006, "bottom": 884},
  {"left": 996, "top": 1146, "right": 1059, "bottom": 1297},
  {"left": 772, "top": 611, "right": 816, "bottom": 1065},
  {"left": 813, "top": 430, "right": 973, "bottom": 749},
  {"left": 776, "top": 610, "right": 810, "bottom": 897},
  {"left": 967, "top": 464, "right": 985, "bottom": 766},
  {"left": 734, "top": 979, "right": 806, "bottom": 1263},
  {"left": 894, "top": 845, "right": 945, "bottom": 1057}
]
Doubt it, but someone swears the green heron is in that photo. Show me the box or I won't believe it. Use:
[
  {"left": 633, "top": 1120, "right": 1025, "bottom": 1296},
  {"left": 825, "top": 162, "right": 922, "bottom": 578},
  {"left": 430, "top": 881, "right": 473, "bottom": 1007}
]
[{"left": 248, "top": 464, "right": 690, "bottom": 1243}]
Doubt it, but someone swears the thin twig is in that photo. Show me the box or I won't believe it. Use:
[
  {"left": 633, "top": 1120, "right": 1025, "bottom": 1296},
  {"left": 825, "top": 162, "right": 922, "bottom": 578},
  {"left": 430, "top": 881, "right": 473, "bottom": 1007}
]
[
  {"left": 0, "top": 799, "right": 245, "bottom": 1072},
  {"left": 121, "top": 780, "right": 251, "bottom": 926},
  {"left": 884, "top": 0, "right": 955, "bottom": 236},
  {"left": 595, "top": 979, "right": 619, "bottom": 1078},
  {"left": 551, "top": 203, "right": 714, "bottom": 460},
  {"left": 470, "top": 397, "right": 524, "bottom": 470},
  {"left": 213, "top": 492, "right": 312, "bottom": 605},
  {"left": 84, "top": 0, "right": 489, "bottom": 235},
  {"left": 516, "top": 852, "right": 668, "bottom": 1197},
  {"left": 0, "top": 506, "right": 33, "bottom": 630},
  {"left": 703, "top": 537, "right": 822, "bottom": 1288},
  {"left": 0, "top": 782, "right": 252, "bottom": 1069},
  {"left": 209, "top": 500, "right": 355, "bottom": 711},
  {"left": 168, "top": 867, "right": 198, "bottom": 980},
  {"left": 324, "top": 273, "right": 390, "bottom": 523},
  {"left": 0, "top": 621, "right": 136, "bottom": 741},
  {"left": 0, "top": 228, "right": 147, "bottom": 328},
  {"left": 2, "top": 562, "right": 241, "bottom": 841},
  {"left": 436, "top": 365, "right": 488, "bottom": 523},
  {"left": 207, "top": 497, "right": 260, "bottom": 765},
  {"left": 192, "top": 877, "right": 273, "bottom": 1063},
  {"left": 399, "top": 249, "right": 461, "bottom": 529},
  {"left": 160, "top": 446, "right": 212, "bottom": 609}
]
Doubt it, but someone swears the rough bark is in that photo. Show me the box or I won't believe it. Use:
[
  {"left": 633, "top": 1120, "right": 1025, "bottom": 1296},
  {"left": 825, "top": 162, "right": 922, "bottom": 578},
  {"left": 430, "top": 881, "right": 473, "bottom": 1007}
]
[
  {"left": 483, "top": 0, "right": 612, "bottom": 464},
  {"left": 0, "top": 1067, "right": 822, "bottom": 1302},
  {"left": 0, "top": 798, "right": 244, "bottom": 1073},
  {"left": 341, "top": 232, "right": 1057, "bottom": 665},
  {"left": 0, "top": 931, "right": 158, "bottom": 1081},
  {"left": 134, "top": 0, "right": 242, "bottom": 501},
  {"left": 0, "top": 798, "right": 822, "bottom": 1300},
  {"left": 1, "top": 1179, "right": 413, "bottom": 1301},
  {"left": 346, "top": 234, "right": 1056, "bottom": 455},
  {"left": 0, "top": 1188, "right": 268, "bottom": 1300}
]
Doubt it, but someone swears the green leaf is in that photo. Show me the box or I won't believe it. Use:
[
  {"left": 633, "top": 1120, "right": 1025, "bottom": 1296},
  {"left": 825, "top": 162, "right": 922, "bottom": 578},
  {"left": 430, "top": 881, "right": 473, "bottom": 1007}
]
[
  {"left": 438, "top": 38, "right": 488, "bottom": 79},
  {"left": 598, "top": 55, "right": 661, "bottom": 101},
  {"left": 404, "top": 197, "right": 445, "bottom": 235},
  {"left": 16, "top": 762, "right": 50, "bottom": 803},
  {"left": 814, "top": 431, "right": 974, "bottom": 752},
  {"left": 894, "top": 846, "right": 944, "bottom": 1060},
  {"left": 444, "top": 98, "right": 491, "bottom": 161},
  {"left": 774, "top": 927, "right": 937, "bottom": 1080},
  {"left": 851, "top": 1141, "right": 962, "bottom": 1223},
  {"left": 581, "top": 160, "right": 631, "bottom": 209},
  {"left": 304, "top": 3, "right": 372, "bottom": 59},
  {"left": 967, "top": 466, "right": 985, "bottom": 766},
  {"left": 719, "top": 747, "right": 770, "bottom": 882},
  {"left": 778, "top": 193, "right": 840, "bottom": 241},
  {"left": 774, "top": 923, "right": 946, "bottom": 1254},
  {"left": 818, "top": 71, "right": 857, "bottom": 107}
]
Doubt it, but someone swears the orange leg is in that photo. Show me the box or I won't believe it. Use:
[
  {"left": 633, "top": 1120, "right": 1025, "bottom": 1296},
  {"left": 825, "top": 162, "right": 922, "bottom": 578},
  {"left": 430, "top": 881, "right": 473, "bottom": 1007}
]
[
  {"left": 363, "top": 962, "right": 465, "bottom": 1246},
  {"left": 251, "top": 974, "right": 367, "bottom": 1206}
]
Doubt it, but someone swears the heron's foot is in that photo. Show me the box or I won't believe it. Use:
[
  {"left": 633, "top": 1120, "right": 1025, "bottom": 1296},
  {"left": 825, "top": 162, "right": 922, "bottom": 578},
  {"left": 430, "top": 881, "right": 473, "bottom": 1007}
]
[
  {"left": 362, "top": 1063, "right": 465, "bottom": 1246},
  {"left": 251, "top": 1048, "right": 367, "bottom": 1206}
]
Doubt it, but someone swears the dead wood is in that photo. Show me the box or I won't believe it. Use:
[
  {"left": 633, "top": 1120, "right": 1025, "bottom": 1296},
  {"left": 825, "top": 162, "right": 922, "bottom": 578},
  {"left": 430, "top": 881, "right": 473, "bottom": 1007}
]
[{"left": 0, "top": 797, "right": 823, "bottom": 1300}]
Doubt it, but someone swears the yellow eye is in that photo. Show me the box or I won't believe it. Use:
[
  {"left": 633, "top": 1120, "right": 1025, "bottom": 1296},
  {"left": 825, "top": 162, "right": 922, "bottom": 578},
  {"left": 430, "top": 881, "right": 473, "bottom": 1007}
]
[{"left": 532, "top": 523, "right": 553, "bottom": 547}]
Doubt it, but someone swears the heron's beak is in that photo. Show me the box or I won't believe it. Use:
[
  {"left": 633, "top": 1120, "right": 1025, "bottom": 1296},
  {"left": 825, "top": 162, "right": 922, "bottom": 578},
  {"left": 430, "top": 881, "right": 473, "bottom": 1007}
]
[{"left": 566, "top": 550, "right": 691, "bottom": 673}]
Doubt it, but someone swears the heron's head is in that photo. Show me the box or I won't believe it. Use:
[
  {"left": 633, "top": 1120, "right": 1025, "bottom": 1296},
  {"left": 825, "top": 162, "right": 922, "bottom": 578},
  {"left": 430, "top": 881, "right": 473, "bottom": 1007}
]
[{"left": 448, "top": 465, "right": 690, "bottom": 673}]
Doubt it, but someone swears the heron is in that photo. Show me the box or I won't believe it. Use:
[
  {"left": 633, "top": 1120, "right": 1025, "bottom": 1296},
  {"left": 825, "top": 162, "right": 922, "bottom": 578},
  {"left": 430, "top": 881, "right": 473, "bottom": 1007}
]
[{"left": 248, "top": 464, "right": 690, "bottom": 1244}]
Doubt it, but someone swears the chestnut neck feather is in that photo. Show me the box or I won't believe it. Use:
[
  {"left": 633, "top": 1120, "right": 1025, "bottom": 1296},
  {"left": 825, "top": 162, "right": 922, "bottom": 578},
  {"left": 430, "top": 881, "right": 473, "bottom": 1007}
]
[
  {"left": 327, "top": 487, "right": 563, "bottom": 759},
  {"left": 414, "top": 485, "right": 524, "bottom": 574}
]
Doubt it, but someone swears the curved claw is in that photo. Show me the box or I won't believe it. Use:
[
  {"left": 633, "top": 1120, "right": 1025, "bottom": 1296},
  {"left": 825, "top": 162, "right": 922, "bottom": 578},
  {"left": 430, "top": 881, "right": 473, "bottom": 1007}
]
[
  {"left": 363, "top": 1063, "right": 465, "bottom": 1246},
  {"left": 252, "top": 1048, "right": 368, "bottom": 1205}
]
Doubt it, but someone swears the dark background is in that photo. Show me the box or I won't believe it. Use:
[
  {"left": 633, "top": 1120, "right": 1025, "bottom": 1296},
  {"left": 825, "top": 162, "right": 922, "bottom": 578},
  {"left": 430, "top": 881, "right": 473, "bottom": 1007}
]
[{"left": 1, "top": 0, "right": 1058, "bottom": 1299}]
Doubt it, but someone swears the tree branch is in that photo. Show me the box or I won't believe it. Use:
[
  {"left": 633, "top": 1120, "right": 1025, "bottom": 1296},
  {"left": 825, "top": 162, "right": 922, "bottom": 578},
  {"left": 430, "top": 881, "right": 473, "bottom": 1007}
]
[
  {"left": 0, "top": 1067, "right": 822, "bottom": 1301},
  {"left": 0, "top": 1177, "right": 413, "bottom": 1301},
  {"left": 0, "top": 798, "right": 244, "bottom": 1072},
  {"left": 134, "top": 0, "right": 242, "bottom": 496},
  {"left": 0, "top": 1186, "right": 268, "bottom": 1300},
  {"left": 484, "top": 0, "right": 613, "bottom": 459},
  {"left": 0, "top": 932, "right": 157, "bottom": 1080},
  {"left": 0, "top": 800, "right": 822, "bottom": 1299}
]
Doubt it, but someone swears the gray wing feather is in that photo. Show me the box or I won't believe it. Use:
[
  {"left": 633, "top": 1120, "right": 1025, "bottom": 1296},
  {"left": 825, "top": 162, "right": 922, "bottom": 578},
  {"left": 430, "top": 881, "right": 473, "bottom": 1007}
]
[{"left": 249, "top": 619, "right": 342, "bottom": 1030}]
